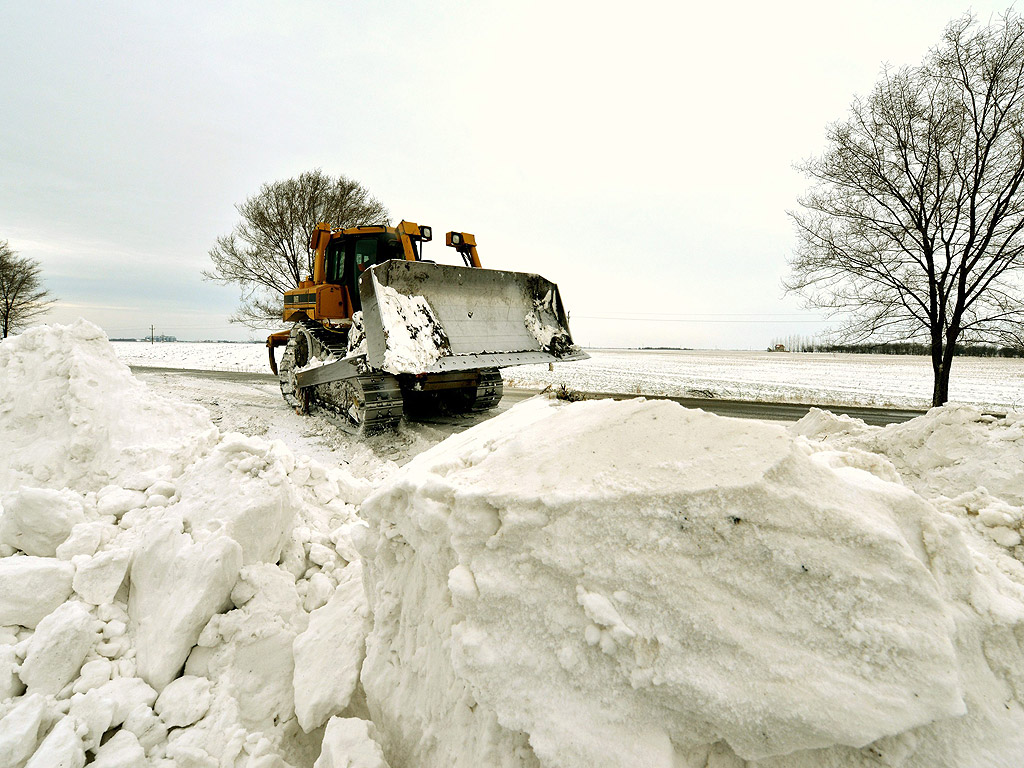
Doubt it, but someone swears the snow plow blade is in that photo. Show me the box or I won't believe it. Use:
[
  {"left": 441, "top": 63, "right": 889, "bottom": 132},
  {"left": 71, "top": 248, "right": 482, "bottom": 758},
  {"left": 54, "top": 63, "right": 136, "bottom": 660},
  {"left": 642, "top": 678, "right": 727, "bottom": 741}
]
[{"left": 361, "top": 260, "right": 587, "bottom": 374}]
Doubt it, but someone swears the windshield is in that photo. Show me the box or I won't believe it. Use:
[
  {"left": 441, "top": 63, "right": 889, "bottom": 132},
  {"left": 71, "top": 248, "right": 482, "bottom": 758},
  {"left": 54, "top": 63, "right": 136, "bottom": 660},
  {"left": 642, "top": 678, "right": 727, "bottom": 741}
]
[{"left": 325, "top": 233, "right": 402, "bottom": 286}]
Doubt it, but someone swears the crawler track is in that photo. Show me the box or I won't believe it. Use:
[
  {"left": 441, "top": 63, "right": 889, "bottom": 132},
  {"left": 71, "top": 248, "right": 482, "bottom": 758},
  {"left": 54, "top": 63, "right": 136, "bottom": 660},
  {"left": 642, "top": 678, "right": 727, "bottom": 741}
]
[{"left": 278, "top": 319, "right": 404, "bottom": 435}]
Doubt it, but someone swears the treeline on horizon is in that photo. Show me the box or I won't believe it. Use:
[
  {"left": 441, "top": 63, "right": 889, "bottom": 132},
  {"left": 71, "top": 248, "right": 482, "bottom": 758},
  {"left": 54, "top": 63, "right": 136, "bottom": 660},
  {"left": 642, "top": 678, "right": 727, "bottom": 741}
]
[{"left": 770, "top": 336, "right": 1024, "bottom": 358}]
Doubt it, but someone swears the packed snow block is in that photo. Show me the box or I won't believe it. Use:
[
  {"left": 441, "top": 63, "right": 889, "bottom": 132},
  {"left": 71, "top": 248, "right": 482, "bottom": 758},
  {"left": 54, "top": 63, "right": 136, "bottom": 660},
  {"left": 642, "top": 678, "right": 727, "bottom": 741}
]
[
  {"left": 90, "top": 730, "right": 146, "bottom": 768},
  {"left": 72, "top": 547, "right": 131, "bottom": 605},
  {"left": 129, "top": 518, "right": 243, "bottom": 690},
  {"left": 0, "top": 693, "right": 49, "bottom": 768},
  {"left": 95, "top": 487, "right": 147, "bottom": 520},
  {"left": 20, "top": 600, "right": 98, "bottom": 697},
  {"left": 67, "top": 687, "right": 116, "bottom": 752},
  {"left": 0, "top": 487, "right": 85, "bottom": 556},
  {"left": 121, "top": 704, "right": 167, "bottom": 752},
  {"left": 0, "top": 643, "right": 24, "bottom": 699},
  {"left": 154, "top": 675, "right": 212, "bottom": 727},
  {"left": 184, "top": 564, "right": 307, "bottom": 737},
  {"left": 314, "top": 717, "right": 391, "bottom": 768},
  {"left": 83, "top": 676, "right": 159, "bottom": 726},
  {"left": 0, "top": 555, "right": 75, "bottom": 628},
  {"left": 175, "top": 433, "right": 298, "bottom": 566},
  {"left": 23, "top": 714, "right": 86, "bottom": 768},
  {"left": 359, "top": 398, "right": 968, "bottom": 767},
  {"left": 293, "top": 561, "right": 371, "bottom": 732},
  {"left": 0, "top": 320, "right": 217, "bottom": 493},
  {"left": 57, "top": 520, "right": 115, "bottom": 560}
]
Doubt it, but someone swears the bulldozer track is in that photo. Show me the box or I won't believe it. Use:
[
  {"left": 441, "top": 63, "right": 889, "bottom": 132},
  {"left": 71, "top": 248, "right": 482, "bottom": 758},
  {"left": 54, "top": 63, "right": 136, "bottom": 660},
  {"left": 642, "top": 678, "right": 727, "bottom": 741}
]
[
  {"left": 278, "top": 319, "right": 507, "bottom": 435},
  {"left": 469, "top": 368, "right": 503, "bottom": 411},
  {"left": 279, "top": 319, "right": 404, "bottom": 435}
]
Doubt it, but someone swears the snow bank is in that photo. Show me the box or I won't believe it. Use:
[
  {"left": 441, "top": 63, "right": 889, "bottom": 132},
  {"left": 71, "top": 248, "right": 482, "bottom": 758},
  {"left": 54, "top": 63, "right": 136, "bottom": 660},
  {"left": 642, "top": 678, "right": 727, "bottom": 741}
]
[
  {"left": 795, "top": 405, "right": 1024, "bottom": 562},
  {"left": 0, "top": 320, "right": 217, "bottom": 491},
  {"left": 0, "top": 323, "right": 381, "bottom": 767},
  {"left": 359, "top": 397, "right": 1024, "bottom": 767}
]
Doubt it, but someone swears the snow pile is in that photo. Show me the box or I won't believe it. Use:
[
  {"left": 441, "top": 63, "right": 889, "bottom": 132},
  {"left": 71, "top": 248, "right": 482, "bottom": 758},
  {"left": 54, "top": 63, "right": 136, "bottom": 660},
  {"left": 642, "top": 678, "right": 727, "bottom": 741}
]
[
  {"left": 358, "top": 397, "right": 1024, "bottom": 767},
  {"left": 0, "top": 320, "right": 217, "bottom": 492},
  {"left": 796, "top": 403, "right": 1024, "bottom": 571},
  {"left": 0, "top": 322, "right": 384, "bottom": 768},
  {"left": 846, "top": 404, "right": 1024, "bottom": 506},
  {"left": 373, "top": 284, "right": 452, "bottom": 373}
]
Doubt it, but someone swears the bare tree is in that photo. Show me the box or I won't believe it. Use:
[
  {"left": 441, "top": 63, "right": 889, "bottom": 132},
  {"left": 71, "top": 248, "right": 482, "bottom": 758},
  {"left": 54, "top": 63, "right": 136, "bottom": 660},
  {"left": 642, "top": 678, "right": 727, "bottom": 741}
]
[
  {"left": 0, "top": 240, "right": 54, "bottom": 339},
  {"left": 787, "top": 11, "right": 1024, "bottom": 406},
  {"left": 204, "top": 169, "right": 389, "bottom": 327}
]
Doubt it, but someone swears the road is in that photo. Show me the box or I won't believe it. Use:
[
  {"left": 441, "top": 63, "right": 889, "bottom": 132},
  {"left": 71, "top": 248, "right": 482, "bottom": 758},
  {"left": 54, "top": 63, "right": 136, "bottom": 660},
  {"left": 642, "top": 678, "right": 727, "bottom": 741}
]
[{"left": 130, "top": 366, "right": 926, "bottom": 426}]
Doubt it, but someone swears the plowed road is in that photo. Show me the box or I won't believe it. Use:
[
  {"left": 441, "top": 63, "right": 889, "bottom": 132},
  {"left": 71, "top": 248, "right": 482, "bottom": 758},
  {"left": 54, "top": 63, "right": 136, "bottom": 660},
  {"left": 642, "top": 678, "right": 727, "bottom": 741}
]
[{"left": 130, "top": 366, "right": 926, "bottom": 426}]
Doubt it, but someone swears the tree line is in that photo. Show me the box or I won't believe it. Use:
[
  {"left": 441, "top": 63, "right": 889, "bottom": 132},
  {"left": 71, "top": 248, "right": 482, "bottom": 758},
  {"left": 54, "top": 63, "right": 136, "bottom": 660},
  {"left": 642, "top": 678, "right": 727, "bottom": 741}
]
[{"left": 770, "top": 335, "right": 1024, "bottom": 357}]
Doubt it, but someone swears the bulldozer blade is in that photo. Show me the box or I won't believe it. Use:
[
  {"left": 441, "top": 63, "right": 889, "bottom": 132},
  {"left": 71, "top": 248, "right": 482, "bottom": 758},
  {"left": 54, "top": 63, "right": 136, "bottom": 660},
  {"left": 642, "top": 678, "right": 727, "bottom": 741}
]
[{"left": 361, "top": 260, "right": 587, "bottom": 374}]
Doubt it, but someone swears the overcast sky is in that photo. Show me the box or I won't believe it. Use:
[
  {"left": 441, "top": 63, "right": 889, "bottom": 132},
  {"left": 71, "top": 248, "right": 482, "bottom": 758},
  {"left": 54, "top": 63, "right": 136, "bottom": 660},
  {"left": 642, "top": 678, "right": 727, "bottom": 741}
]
[{"left": 1, "top": 1, "right": 1014, "bottom": 348}]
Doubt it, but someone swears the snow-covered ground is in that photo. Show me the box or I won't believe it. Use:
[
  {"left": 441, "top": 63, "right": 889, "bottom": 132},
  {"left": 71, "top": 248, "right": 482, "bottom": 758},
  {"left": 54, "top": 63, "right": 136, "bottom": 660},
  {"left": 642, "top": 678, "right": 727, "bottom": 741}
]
[
  {"left": 112, "top": 342, "right": 272, "bottom": 374},
  {"left": 506, "top": 348, "right": 1024, "bottom": 410},
  {"left": 5, "top": 321, "right": 1024, "bottom": 767},
  {"left": 112, "top": 342, "right": 1024, "bottom": 411}
]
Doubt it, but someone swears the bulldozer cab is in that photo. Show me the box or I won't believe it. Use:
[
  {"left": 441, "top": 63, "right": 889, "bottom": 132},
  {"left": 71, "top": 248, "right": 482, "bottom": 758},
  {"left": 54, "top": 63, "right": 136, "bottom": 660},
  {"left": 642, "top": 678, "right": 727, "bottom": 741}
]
[{"left": 325, "top": 233, "right": 404, "bottom": 312}]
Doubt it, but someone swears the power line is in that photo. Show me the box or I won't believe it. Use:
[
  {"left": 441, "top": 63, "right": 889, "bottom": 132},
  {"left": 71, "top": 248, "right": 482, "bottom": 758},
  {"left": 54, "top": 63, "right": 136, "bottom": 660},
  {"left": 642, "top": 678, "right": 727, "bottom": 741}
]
[
  {"left": 581, "top": 311, "right": 822, "bottom": 318},
  {"left": 576, "top": 315, "right": 831, "bottom": 324}
]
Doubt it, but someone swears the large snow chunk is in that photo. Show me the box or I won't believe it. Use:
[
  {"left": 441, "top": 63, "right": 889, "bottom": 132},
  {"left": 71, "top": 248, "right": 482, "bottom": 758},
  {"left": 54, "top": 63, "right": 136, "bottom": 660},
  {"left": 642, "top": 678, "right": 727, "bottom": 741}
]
[
  {"left": 72, "top": 547, "right": 130, "bottom": 605},
  {"left": 0, "top": 487, "right": 85, "bottom": 556},
  {"left": 154, "top": 675, "right": 212, "bottom": 727},
  {"left": 0, "top": 643, "right": 23, "bottom": 699},
  {"left": 24, "top": 714, "right": 85, "bottom": 768},
  {"left": 20, "top": 600, "right": 98, "bottom": 696},
  {"left": 172, "top": 564, "right": 318, "bottom": 767},
  {"left": 129, "top": 518, "right": 242, "bottom": 690},
  {"left": 315, "top": 717, "right": 391, "bottom": 768},
  {"left": 0, "top": 555, "right": 74, "bottom": 627},
  {"left": 0, "top": 693, "right": 48, "bottom": 767},
  {"left": 184, "top": 564, "right": 306, "bottom": 734},
  {"left": 91, "top": 730, "right": 146, "bottom": 768},
  {"left": 88, "top": 677, "right": 159, "bottom": 726},
  {"left": 359, "top": 398, "right": 966, "bottom": 766},
  {"left": 174, "top": 433, "right": 297, "bottom": 565},
  {"left": 293, "top": 561, "right": 370, "bottom": 732},
  {"left": 848, "top": 404, "right": 1024, "bottom": 505},
  {"left": 0, "top": 320, "right": 217, "bottom": 492}
]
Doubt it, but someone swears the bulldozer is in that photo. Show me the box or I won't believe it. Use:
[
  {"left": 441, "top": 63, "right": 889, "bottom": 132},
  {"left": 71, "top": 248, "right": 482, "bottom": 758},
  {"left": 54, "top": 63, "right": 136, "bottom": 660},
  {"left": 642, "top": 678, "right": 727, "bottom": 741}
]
[{"left": 266, "top": 220, "right": 586, "bottom": 434}]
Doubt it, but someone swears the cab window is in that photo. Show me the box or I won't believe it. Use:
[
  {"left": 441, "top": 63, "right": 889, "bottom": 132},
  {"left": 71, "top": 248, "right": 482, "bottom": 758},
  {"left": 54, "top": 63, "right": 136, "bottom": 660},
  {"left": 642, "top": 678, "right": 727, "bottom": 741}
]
[
  {"left": 325, "top": 242, "right": 345, "bottom": 283},
  {"left": 354, "top": 238, "right": 378, "bottom": 274}
]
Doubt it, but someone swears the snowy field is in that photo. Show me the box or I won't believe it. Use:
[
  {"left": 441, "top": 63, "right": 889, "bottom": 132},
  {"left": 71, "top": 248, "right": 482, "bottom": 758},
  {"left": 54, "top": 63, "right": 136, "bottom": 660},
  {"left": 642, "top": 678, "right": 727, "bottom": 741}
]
[
  {"left": 112, "top": 341, "right": 272, "bottom": 374},
  {"left": 111, "top": 342, "right": 1024, "bottom": 411},
  {"left": 4, "top": 321, "right": 1024, "bottom": 768}
]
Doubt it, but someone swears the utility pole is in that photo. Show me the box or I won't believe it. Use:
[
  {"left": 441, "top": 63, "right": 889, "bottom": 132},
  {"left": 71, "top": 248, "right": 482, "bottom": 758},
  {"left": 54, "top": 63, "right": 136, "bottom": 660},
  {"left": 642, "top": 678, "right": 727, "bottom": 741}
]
[{"left": 150, "top": 325, "right": 155, "bottom": 344}]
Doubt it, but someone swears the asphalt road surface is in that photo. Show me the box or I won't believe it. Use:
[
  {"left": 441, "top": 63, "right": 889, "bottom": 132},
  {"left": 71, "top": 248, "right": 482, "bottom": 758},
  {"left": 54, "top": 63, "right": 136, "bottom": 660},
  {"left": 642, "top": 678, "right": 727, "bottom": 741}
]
[{"left": 130, "top": 366, "right": 927, "bottom": 426}]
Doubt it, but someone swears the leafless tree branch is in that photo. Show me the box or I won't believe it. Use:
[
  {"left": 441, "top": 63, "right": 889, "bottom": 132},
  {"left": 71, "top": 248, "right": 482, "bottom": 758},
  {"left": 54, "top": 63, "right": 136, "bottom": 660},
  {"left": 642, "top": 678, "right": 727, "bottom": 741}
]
[
  {"left": 786, "top": 10, "right": 1024, "bottom": 405},
  {"left": 204, "top": 169, "right": 389, "bottom": 328},
  {"left": 0, "top": 240, "right": 55, "bottom": 339}
]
